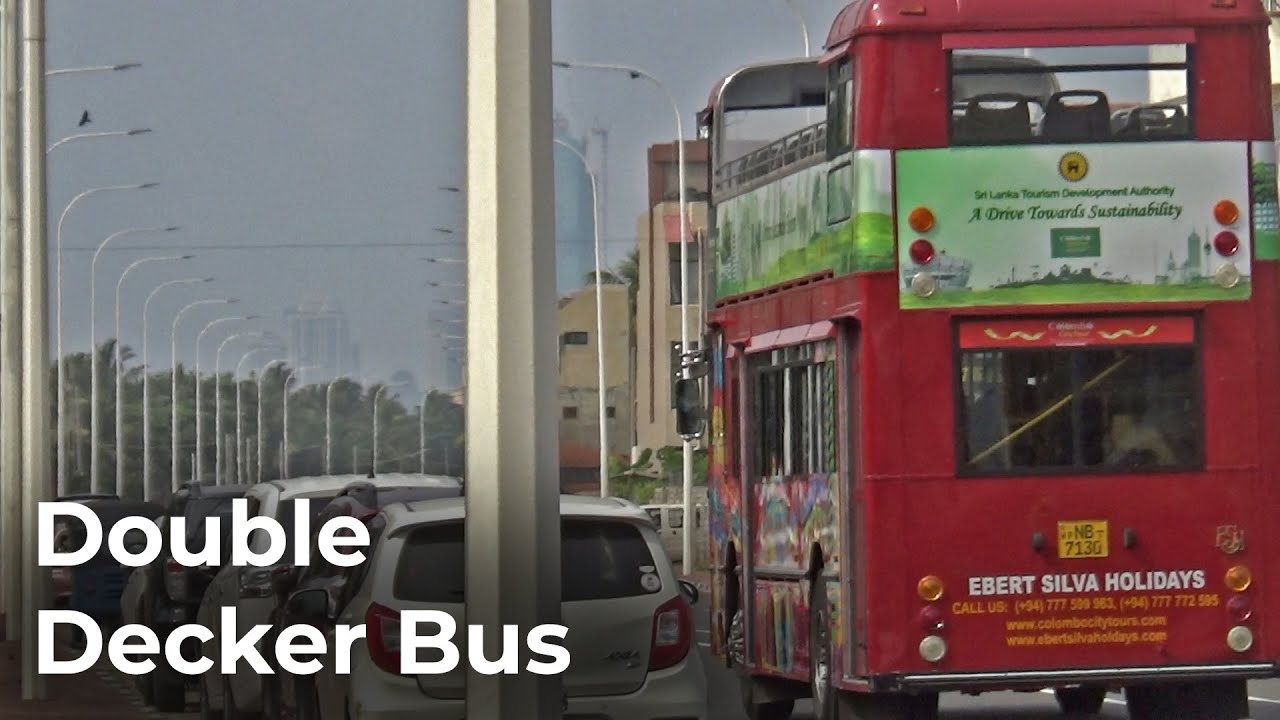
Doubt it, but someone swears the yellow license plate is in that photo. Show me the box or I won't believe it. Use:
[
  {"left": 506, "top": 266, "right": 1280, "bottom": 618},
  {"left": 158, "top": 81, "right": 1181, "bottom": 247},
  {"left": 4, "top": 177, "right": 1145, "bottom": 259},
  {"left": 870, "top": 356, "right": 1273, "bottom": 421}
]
[{"left": 1058, "top": 520, "right": 1109, "bottom": 559}]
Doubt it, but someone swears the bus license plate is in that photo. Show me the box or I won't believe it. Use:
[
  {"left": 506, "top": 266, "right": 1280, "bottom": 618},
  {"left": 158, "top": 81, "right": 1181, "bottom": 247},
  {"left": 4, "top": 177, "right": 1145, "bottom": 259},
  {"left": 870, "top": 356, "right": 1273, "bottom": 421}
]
[{"left": 1058, "top": 520, "right": 1108, "bottom": 559}]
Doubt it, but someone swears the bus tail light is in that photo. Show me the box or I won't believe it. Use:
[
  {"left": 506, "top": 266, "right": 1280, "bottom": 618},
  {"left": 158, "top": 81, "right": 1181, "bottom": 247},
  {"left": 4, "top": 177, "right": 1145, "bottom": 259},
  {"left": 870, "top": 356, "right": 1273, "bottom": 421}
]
[
  {"left": 909, "top": 239, "right": 935, "bottom": 265},
  {"left": 1227, "top": 595, "right": 1252, "bottom": 622},
  {"left": 1213, "top": 231, "right": 1240, "bottom": 257},
  {"left": 908, "top": 206, "right": 936, "bottom": 233},
  {"left": 919, "top": 635, "right": 946, "bottom": 662},
  {"left": 1227, "top": 626, "right": 1253, "bottom": 652},
  {"left": 1225, "top": 565, "right": 1252, "bottom": 592},
  {"left": 917, "top": 575, "right": 944, "bottom": 602},
  {"left": 1213, "top": 200, "right": 1239, "bottom": 226},
  {"left": 919, "top": 605, "right": 945, "bottom": 631}
]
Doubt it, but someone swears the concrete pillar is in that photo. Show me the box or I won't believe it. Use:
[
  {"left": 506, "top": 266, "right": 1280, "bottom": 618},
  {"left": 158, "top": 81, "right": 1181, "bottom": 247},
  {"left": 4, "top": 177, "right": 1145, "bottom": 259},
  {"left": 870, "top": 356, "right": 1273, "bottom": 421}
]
[{"left": 464, "top": 0, "right": 561, "bottom": 716}]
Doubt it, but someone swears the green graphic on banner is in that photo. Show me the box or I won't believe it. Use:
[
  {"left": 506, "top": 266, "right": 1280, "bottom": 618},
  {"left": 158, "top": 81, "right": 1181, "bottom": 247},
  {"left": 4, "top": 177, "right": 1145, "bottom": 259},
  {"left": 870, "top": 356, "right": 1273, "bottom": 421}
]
[
  {"left": 711, "top": 150, "right": 894, "bottom": 301},
  {"left": 895, "top": 141, "right": 1253, "bottom": 309},
  {"left": 1050, "top": 228, "right": 1101, "bottom": 259},
  {"left": 1251, "top": 140, "right": 1280, "bottom": 260}
]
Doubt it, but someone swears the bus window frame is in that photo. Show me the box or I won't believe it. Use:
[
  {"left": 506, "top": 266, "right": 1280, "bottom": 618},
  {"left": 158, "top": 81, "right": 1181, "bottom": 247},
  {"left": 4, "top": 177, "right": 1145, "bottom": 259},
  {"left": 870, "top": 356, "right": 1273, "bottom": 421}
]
[
  {"left": 945, "top": 42, "right": 1196, "bottom": 148},
  {"left": 745, "top": 337, "right": 839, "bottom": 479},
  {"left": 950, "top": 314, "right": 1206, "bottom": 478}
]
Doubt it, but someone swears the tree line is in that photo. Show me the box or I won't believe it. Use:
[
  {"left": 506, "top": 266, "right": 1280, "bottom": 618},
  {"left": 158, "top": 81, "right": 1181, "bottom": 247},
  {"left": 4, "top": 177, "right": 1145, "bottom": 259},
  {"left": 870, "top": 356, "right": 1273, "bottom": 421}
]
[{"left": 54, "top": 340, "right": 464, "bottom": 500}]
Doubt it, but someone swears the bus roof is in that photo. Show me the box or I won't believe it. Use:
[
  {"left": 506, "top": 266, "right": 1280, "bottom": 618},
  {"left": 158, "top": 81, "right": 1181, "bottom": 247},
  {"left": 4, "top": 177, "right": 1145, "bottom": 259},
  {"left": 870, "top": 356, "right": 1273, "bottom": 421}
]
[{"left": 825, "top": 0, "right": 1268, "bottom": 47}]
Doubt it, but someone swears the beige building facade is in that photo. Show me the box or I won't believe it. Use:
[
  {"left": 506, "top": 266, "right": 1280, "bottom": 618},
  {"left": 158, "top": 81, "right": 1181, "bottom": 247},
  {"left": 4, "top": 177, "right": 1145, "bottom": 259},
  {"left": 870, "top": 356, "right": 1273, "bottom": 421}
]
[
  {"left": 557, "top": 283, "right": 633, "bottom": 459},
  {"left": 633, "top": 140, "right": 710, "bottom": 453}
]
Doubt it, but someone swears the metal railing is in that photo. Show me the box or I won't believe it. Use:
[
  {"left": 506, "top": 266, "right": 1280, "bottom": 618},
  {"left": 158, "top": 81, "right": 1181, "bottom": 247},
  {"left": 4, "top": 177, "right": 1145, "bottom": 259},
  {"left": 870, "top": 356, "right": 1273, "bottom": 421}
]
[{"left": 713, "top": 120, "right": 827, "bottom": 197}]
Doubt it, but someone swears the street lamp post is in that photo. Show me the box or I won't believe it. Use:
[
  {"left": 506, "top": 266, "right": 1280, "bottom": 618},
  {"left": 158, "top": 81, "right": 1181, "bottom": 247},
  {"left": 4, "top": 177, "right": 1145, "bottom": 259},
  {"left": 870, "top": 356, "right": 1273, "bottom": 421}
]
[
  {"left": 171, "top": 298, "right": 234, "bottom": 491},
  {"left": 553, "top": 58, "right": 694, "bottom": 572},
  {"left": 281, "top": 365, "right": 315, "bottom": 480},
  {"left": 325, "top": 374, "right": 353, "bottom": 475},
  {"left": 52, "top": 181, "right": 157, "bottom": 494},
  {"left": 783, "top": 0, "right": 812, "bottom": 56},
  {"left": 256, "top": 358, "right": 288, "bottom": 483},
  {"left": 45, "top": 62, "right": 141, "bottom": 78},
  {"left": 371, "top": 383, "right": 405, "bottom": 473},
  {"left": 141, "top": 277, "right": 211, "bottom": 499},
  {"left": 234, "top": 344, "right": 279, "bottom": 484},
  {"left": 215, "top": 331, "right": 263, "bottom": 486},
  {"left": 47, "top": 127, "right": 150, "bottom": 154},
  {"left": 114, "top": 254, "right": 192, "bottom": 497},
  {"left": 88, "top": 224, "right": 178, "bottom": 494},
  {"left": 194, "top": 313, "right": 254, "bottom": 484},
  {"left": 553, "top": 137, "right": 609, "bottom": 496}
]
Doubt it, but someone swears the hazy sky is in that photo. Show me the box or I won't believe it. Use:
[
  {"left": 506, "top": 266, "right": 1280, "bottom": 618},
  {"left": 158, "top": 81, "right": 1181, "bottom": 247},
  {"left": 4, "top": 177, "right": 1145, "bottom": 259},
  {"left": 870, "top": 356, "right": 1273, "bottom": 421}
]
[{"left": 46, "top": 0, "right": 848, "bottom": 387}]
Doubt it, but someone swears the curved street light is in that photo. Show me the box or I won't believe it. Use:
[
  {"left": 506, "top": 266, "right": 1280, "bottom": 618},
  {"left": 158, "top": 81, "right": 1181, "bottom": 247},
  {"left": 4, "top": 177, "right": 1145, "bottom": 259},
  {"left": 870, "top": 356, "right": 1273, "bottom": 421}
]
[
  {"left": 47, "top": 128, "right": 150, "bottom": 154},
  {"left": 171, "top": 298, "right": 235, "bottom": 491},
  {"left": 52, "top": 181, "right": 158, "bottom": 493},
  {"left": 88, "top": 224, "right": 179, "bottom": 493},
  {"left": 554, "top": 58, "right": 694, "bottom": 573},
  {"left": 140, "top": 277, "right": 212, "bottom": 499},
  {"left": 215, "top": 330, "right": 265, "bottom": 485},
  {"left": 325, "top": 374, "right": 354, "bottom": 475},
  {"left": 113, "top": 254, "right": 192, "bottom": 497},
  {"left": 235, "top": 343, "right": 281, "bottom": 484},
  {"left": 194, "top": 314, "right": 256, "bottom": 483},
  {"left": 281, "top": 365, "right": 317, "bottom": 480},
  {"left": 256, "top": 358, "right": 289, "bottom": 483},
  {"left": 45, "top": 62, "right": 141, "bottom": 78}
]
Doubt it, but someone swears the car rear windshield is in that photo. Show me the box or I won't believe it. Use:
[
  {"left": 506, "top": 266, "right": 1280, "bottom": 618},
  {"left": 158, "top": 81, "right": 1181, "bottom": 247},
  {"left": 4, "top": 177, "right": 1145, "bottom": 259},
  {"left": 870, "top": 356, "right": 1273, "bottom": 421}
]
[
  {"left": 184, "top": 497, "right": 237, "bottom": 538},
  {"left": 393, "top": 519, "right": 659, "bottom": 603},
  {"left": 276, "top": 494, "right": 340, "bottom": 557}
]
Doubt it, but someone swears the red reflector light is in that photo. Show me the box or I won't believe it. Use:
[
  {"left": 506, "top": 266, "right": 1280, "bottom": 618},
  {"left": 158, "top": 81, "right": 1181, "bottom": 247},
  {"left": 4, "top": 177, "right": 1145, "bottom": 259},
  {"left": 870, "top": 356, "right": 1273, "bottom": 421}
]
[
  {"left": 1213, "top": 231, "right": 1240, "bottom": 257},
  {"left": 920, "top": 605, "right": 945, "bottom": 631},
  {"left": 1214, "top": 200, "right": 1239, "bottom": 226},
  {"left": 1228, "top": 595, "right": 1252, "bottom": 621},
  {"left": 909, "top": 239, "right": 935, "bottom": 265}
]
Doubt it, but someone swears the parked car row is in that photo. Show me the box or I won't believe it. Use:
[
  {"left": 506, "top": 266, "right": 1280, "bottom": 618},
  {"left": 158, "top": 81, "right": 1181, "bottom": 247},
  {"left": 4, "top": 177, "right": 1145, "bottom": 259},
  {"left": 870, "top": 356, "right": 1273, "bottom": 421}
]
[{"left": 98, "top": 472, "right": 706, "bottom": 720}]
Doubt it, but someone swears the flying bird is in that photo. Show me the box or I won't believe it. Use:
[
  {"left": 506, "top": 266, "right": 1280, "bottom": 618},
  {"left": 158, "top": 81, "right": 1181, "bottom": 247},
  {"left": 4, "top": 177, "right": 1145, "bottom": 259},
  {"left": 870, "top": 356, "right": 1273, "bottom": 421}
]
[{"left": 78, "top": 110, "right": 90, "bottom": 127}]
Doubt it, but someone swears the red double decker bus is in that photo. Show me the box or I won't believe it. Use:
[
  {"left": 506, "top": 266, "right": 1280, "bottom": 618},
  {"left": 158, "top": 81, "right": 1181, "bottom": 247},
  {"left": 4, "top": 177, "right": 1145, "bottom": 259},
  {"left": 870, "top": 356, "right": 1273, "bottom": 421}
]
[{"left": 689, "top": 1, "right": 1279, "bottom": 718}]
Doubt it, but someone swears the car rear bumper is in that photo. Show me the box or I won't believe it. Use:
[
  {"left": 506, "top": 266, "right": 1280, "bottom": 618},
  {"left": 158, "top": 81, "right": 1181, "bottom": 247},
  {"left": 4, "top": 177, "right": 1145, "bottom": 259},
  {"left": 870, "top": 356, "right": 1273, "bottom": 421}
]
[{"left": 351, "top": 653, "right": 705, "bottom": 720}]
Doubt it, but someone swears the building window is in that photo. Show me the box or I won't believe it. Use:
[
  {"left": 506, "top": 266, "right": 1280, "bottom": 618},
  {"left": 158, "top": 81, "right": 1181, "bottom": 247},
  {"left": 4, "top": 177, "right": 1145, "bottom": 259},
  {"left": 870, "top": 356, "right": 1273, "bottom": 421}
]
[
  {"left": 562, "top": 331, "right": 589, "bottom": 345},
  {"left": 668, "top": 241, "right": 701, "bottom": 305},
  {"left": 606, "top": 406, "right": 616, "bottom": 419},
  {"left": 563, "top": 406, "right": 578, "bottom": 419}
]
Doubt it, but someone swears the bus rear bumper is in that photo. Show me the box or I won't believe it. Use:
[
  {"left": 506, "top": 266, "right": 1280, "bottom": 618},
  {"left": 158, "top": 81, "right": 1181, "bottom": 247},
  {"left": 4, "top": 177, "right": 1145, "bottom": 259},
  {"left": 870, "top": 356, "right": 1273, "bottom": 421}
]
[{"left": 880, "top": 662, "right": 1278, "bottom": 692}]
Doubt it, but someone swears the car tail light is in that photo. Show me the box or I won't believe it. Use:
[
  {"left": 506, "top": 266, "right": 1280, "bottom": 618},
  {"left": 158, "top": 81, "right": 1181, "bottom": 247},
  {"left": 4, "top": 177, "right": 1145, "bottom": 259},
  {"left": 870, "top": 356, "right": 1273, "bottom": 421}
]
[
  {"left": 1213, "top": 231, "right": 1240, "bottom": 257},
  {"left": 649, "top": 595, "right": 692, "bottom": 671},
  {"left": 163, "top": 558, "right": 188, "bottom": 602},
  {"left": 909, "top": 239, "right": 935, "bottom": 265},
  {"left": 366, "top": 603, "right": 402, "bottom": 674}
]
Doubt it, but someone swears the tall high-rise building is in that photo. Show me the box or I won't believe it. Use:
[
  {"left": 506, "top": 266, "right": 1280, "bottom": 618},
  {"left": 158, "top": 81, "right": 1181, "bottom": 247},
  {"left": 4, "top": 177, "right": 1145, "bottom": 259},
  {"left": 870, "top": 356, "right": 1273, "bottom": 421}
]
[
  {"left": 554, "top": 112, "right": 596, "bottom": 298},
  {"left": 283, "top": 299, "right": 359, "bottom": 385}
]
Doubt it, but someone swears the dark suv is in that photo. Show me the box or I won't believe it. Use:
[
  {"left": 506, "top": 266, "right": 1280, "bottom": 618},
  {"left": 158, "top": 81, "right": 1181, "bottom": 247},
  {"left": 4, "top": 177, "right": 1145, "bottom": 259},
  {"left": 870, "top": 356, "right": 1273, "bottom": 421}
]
[{"left": 133, "top": 483, "right": 250, "bottom": 712}]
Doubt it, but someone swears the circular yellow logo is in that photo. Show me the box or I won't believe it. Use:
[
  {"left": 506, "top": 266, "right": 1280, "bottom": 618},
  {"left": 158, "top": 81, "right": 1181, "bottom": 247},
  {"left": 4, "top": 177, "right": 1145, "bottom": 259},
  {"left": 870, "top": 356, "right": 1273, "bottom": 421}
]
[{"left": 1059, "top": 152, "right": 1088, "bottom": 182}]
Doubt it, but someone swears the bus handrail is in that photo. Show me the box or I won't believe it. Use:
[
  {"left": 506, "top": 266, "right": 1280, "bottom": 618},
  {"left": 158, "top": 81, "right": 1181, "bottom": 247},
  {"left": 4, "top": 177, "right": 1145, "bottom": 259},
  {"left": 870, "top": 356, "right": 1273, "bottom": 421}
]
[
  {"left": 967, "top": 353, "right": 1132, "bottom": 467},
  {"left": 713, "top": 121, "right": 827, "bottom": 196}
]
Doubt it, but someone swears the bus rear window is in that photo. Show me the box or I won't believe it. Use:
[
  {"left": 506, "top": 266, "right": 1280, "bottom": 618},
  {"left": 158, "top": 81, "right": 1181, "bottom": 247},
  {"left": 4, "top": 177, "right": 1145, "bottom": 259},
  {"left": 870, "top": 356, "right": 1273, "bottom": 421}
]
[
  {"left": 949, "top": 44, "right": 1189, "bottom": 146},
  {"left": 959, "top": 345, "right": 1202, "bottom": 474},
  {"left": 393, "top": 519, "right": 660, "bottom": 603}
]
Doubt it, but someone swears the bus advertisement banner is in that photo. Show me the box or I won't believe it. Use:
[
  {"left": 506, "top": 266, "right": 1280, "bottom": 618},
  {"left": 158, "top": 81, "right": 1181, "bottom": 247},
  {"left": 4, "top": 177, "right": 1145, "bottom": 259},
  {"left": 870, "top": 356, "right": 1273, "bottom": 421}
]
[{"left": 895, "top": 141, "right": 1254, "bottom": 309}]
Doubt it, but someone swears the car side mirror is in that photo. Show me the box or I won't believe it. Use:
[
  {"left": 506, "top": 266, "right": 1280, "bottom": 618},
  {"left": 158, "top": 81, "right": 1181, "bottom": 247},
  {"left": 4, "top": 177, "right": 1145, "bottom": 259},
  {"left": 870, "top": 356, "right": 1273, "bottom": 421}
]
[
  {"left": 286, "top": 588, "right": 330, "bottom": 622},
  {"left": 678, "top": 579, "right": 700, "bottom": 605}
]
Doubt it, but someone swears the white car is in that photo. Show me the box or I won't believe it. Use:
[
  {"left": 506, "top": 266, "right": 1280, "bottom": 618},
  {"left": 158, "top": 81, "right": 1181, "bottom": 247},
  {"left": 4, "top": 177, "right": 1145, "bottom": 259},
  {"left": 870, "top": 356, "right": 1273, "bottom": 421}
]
[
  {"left": 195, "top": 473, "right": 464, "bottom": 719},
  {"left": 282, "top": 494, "right": 706, "bottom": 720}
]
